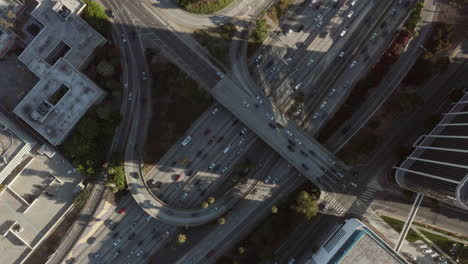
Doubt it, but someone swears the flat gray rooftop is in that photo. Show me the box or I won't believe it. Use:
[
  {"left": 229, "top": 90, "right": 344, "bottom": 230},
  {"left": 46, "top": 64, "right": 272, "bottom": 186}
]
[
  {"left": 0, "top": 152, "right": 84, "bottom": 263},
  {"left": 19, "top": 0, "right": 103, "bottom": 69},
  {"left": 340, "top": 234, "right": 401, "bottom": 264},
  {"left": 14, "top": 58, "right": 105, "bottom": 145}
]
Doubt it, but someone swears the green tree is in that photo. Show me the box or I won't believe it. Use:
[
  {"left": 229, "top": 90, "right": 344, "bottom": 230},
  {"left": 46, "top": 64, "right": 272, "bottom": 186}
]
[
  {"left": 291, "top": 191, "right": 319, "bottom": 221},
  {"left": 96, "top": 60, "right": 115, "bottom": 77},
  {"left": 82, "top": 0, "right": 112, "bottom": 36},
  {"left": 5, "top": 10, "right": 16, "bottom": 21},
  {"left": 78, "top": 117, "right": 100, "bottom": 139},
  {"left": 271, "top": 205, "right": 278, "bottom": 214},
  {"left": 238, "top": 246, "right": 245, "bottom": 255},
  {"left": 74, "top": 188, "right": 90, "bottom": 209},
  {"left": 218, "top": 217, "right": 226, "bottom": 225},
  {"left": 207, "top": 196, "right": 215, "bottom": 204},
  {"left": 107, "top": 163, "right": 126, "bottom": 192},
  {"left": 201, "top": 202, "right": 209, "bottom": 208},
  {"left": 177, "top": 233, "right": 187, "bottom": 244}
]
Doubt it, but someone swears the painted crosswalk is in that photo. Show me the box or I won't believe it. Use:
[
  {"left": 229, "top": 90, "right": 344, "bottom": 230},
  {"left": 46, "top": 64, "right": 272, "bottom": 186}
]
[{"left": 321, "top": 193, "right": 347, "bottom": 216}]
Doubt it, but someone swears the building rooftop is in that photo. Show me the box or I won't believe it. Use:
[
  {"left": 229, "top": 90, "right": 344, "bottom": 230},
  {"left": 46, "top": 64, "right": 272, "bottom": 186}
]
[
  {"left": 14, "top": 0, "right": 106, "bottom": 145},
  {"left": 309, "top": 219, "right": 408, "bottom": 264},
  {"left": 14, "top": 58, "right": 105, "bottom": 145},
  {"left": 0, "top": 112, "right": 35, "bottom": 183},
  {"left": 19, "top": 0, "right": 103, "bottom": 69}
]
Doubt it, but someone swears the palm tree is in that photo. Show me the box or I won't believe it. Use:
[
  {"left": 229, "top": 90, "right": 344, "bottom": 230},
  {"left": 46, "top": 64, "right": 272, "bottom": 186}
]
[
  {"left": 207, "top": 196, "right": 215, "bottom": 204},
  {"left": 271, "top": 205, "right": 278, "bottom": 214},
  {"left": 218, "top": 217, "right": 226, "bottom": 225},
  {"left": 177, "top": 233, "right": 187, "bottom": 244}
]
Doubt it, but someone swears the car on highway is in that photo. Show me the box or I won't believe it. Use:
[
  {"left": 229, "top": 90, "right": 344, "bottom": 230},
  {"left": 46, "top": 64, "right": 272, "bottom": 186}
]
[
  {"left": 349, "top": 60, "right": 357, "bottom": 68},
  {"left": 285, "top": 129, "right": 293, "bottom": 137},
  {"left": 269, "top": 123, "right": 276, "bottom": 129},
  {"left": 224, "top": 145, "right": 231, "bottom": 153},
  {"left": 294, "top": 82, "right": 304, "bottom": 90},
  {"left": 136, "top": 250, "right": 144, "bottom": 257},
  {"left": 181, "top": 136, "right": 192, "bottom": 146},
  {"left": 328, "top": 88, "right": 336, "bottom": 96},
  {"left": 180, "top": 192, "right": 188, "bottom": 200},
  {"left": 285, "top": 57, "right": 292, "bottom": 65},
  {"left": 120, "top": 34, "right": 126, "bottom": 42},
  {"left": 300, "top": 150, "right": 308, "bottom": 157},
  {"left": 211, "top": 108, "right": 219, "bottom": 115},
  {"left": 241, "top": 99, "right": 250, "bottom": 107},
  {"left": 208, "top": 163, "right": 216, "bottom": 170},
  {"left": 316, "top": 20, "right": 323, "bottom": 28},
  {"left": 287, "top": 145, "right": 295, "bottom": 152},
  {"left": 203, "top": 129, "right": 211, "bottom": 136},
  {"left": 288, "top": 258, "right": 296, "bottom": 264},
  {"left": 344, "top": 81, "right": 351, "bottom": 88},
  {"left": 350, "top": 182, "right": 358, "bottom": 188},
  {"left": 351, "top": 0, "right": 357, "bottom": 5},
  {"left": 295, "top": 138, "right": 302, "bottom": 145},
  {"left": 256, "top": 55, "right": 263, "bottom": 63},
  {"left": 390, "top": 8, "right": 397, "bottom": 17},
  {"left": 209, "top": 206, "right": 218, "bottom": 213},
  {"left": 420, "top": 244, "right": 428, "bottom": 249},
  {"left": 302, "top": 163, "right": 309, "bottom": 170},
  {"left": 127, "top": 92, "right": 132, "bottom": 101},
  {"left": 307, "top": 59, "right": 315, "bottom": 67},
  {"left": 320, "top": 101, "right": 327, "bottom": 109},
  {"left": 423, "top": 248, "right": 433, "bottom": 254},
  {"left": 370, "top": 32, "right": 378, "bottom": 41},
  {"left": 221, "top": 166, "right": 228, "bottom": 174},
  {"left": 265, "top": 112, "right": 274, "bottom": 121},
  {"left": 216, "top": 71, "right": 224, "bottom": 79},
  {"left": 314, "top": 14, "right": 321, "bottom": 21},
  {"left": 113, "top": 239, "right": 121, "bottom": 247},
  {"left": 145, "top": 215, "right": 152, "bottom": 221},
  {"left": 142, "top": 71, "right": 147, "bottom": 80},
  {"left": 340, "top": 29, "right": 347, "bottom": 37},
  {"left": 430, "top": 252, "right": 439, "bottom": 258},
  {"left": 118, "top": 208, "right": 126, "bottom": 214},
  {"left": 238, "top": 138, "right": 245, "bottom": 145},
  {"left": 339, "top": 51, "right": 345, "bottom": 58},
  {"left": 347, "top": 10, "right": 354, "bottom": 18},
  {"left": 313, "top": 112, "right": 320, "bottom": 119},
  {"left": 240, "top": 127, "right": 248, "bottom": 135},
  {"left": 217, "top": 136, "right": 224, "bottom": 143},
  {"left": 256, "top": 96, "right": 263, "bottom": 104},
  {"left": 66, "top": 168, "right": 76, "bottom": 174},
  {"left": 207, "top": 250, "right": 216, "bottom": 257}
]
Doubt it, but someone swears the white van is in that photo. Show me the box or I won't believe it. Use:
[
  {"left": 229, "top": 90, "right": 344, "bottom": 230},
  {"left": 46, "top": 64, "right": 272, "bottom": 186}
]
[{"left": 181, "top": 136, "right": 192, "bottom": 146}]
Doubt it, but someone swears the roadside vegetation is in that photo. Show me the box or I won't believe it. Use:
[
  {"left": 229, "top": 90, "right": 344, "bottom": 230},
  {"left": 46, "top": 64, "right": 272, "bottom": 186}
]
[
  {"left": 82, "top": 0, "right": 112, "bottom": 37},
  {"left": 266, "top": 0, "right": 294, "bottom": 23},
  {"left": 403, "top": 1, "right": 424, "bottom": 33},
  {"left": 380, "top": 215, "right": 421, "bottom": 242},
  {"left": 106, "top": 162, "right": 126, "bottom": 193},
  {"left": 420, "top": 230, "right": 468, "bottom": 263},
  {"left": 217, "top": 184, "right": 320, "bottom": 263},
  {"left": 194, "top": 23, "right": 236, "bottom": 66},
  {"left": 248, "top": 18, "right": 271, "bottom": 56},
  {"left": 173, "top": 0, "right": 234, "bottom": 14},
  {"left": 143, "top": 51, "right": 212, "bottom": 168}
]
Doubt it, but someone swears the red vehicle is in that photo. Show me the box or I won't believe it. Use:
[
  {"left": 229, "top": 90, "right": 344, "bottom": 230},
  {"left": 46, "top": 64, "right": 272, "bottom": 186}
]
[
  {"left": 118, "top": 208, "right": 126, "bottom": 214},
  {"left": 174, "top": 175, "right": 181, "bottom": 181},
  {"left": 206, "top": 250, "right": 215, "bottom": 258}
]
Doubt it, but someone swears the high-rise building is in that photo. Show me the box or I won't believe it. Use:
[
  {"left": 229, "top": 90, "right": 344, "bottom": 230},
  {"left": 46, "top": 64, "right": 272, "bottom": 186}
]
[{"left": 394, "top": 92, "right": 468, "bottom": 210}]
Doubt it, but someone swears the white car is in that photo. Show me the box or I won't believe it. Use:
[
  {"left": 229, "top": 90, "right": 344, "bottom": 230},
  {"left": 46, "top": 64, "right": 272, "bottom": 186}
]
[
  {"left": 221, "top": 166, "right": 228, "bottom": 174},
  {"left": 344, "top": 81, "right": 351, "bottom": 88},
  {"left": 241, "top": 100, "right": 250, "bottom": 107},
  {"left": 339, "top": 51, "right": 345, "bottom": 58},
  {"left": 350, "top": 182, "right": 357, "bottom": 188},
  {"left": 256, "top": 96, "right": 263, "bottom": 104},
  {"left": 316, "top": 20, "right": 323, "bottom": 28},
  {"left": 320, "top": 101, "right": 327, "bottom": 109},
  {"left": 264, "top": 176, "right": 271, "bottom": 184},
  {"left": 423, "top": 248, "right": 433, "bottom": 254},
  {"left": 328, "top": 88, "right": 336, "bottom": 96},
  {"left": 180, "top": 192, "right": 188, "bottom": 200},
  {"left": 285, "top": 129, "right": 293, "bottom": 137},
  {"left": 136, "top": 250, "right": 144, "bottom": 257},
  {"left": 314, "top": 14, "right": 321, "bottom": 21},
  {"left": 370, "top": 32, "right": 378, "bottom": 41},
  {"left": 350, "top": 0, "right": 357, "bottom": 6},
  {"left": 347, "top": 10, "right": 354, "bottom": 18},
  {"left": 216, "top": 71, "right": 224, "bottom": 79},
  {"left": 285, "top": 57, "right": 292, "bottom": 65},
  {"left": 113, "top": 239, "right": 121, "bottom": 247},
  {"left": 224, "top": 145, "right": 231, "bottom": 153},
  {"left": 67, "top": 168, "right": 76, "bottom": 174},
  {"left": 211, "top": 108, "right": 219, "bottom": 115},
  {"left": 294, "top": 82, "right": 304, "bottom": 90},
  {"left": 120, "top": 34, "right": 126, "bottom": 42},
  {"left": 145, "top": 215, "right": 152, "bottom": 221},
  {"left": 142, "top": 71, "right": 147, "bottom": 80},
  {"left": 255, "top": 55, "right": 263, "bottom": 63},
  {"left": 340, "top": 29, "right": 347, "bottom": 37},
  {"left": 208, "top": 163, "right": 216, "bottom": 170},
  {"left": 312, "top": 112, "right": 320, "bottom": 119},
  {"left": 295, "top": 138, "right": 302, "bottom": 145},
  {"left": 265, "top": 112, "right": 274, "bottom": 121},
  {"left": 306, "top": 59, "right": 314, "bottom": 67},
  {"left": 420, "top": 244, "right": 428, "bottom": 249},
  {"left": 128, "top": 92, "right": 132, "bottom": 101},
  {"left": 349, "top": 60, "right": 357, "bottom": 68},
  {"left": 430, "top": 252, "right": 439, "bottom": 258},
  {"left": 288, "top": 259, "right": 296, "bottom": 264},
  {"left": 181, "top": 136, "right": 192, "bottom": 146}
]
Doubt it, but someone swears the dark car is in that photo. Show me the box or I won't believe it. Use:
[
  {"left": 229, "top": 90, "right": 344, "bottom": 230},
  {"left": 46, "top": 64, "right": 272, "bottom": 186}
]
[
  {"left": 208, "top": 139, "right": 214, "bottom": 145},
  {"left": 173, "top": 174, "right": 181, "bottom": 181},
  {"left": 206, "top": 250, "right": 216, "bottom": 258},
  {"left": 130, "top": 172, "right": 139, "bottom": 179},
  {"left": 300, "top": 150, "right": 308, "bottom": 157},
  {"left": 297, "top": 25, "right": 304, "bottom": 32},
  {"left": 268, "top": 123, "right": 276, "bottom": 129},
  {"left": 128, "top": 232, "right": 136, "bottom": 240},
  {"left": 194, "top": 179, "right": 201, "bottom": 186},
  {"left": 196, "top": 150, "right": 202, "bottom": 157},
  {"left": 275, "top": 122, "right": 284, "bottom": 129},
  {"left": 287, "top": 145, "right": 295, "bottom": 152},
  {"left": 288, "top": 139, "right": 295, "bottom": 146},
  {"left": 231, "top": 119, "right": 239, "bottom": 126},
  {"left": 302, "top": 163, "right": 309, "bottom": 171},
  {"left": 192, "top": 212, "right": 200, "bottom": 217},
  {"left": 112, "top": 232, "right": 120, "bottom": 239},
  {"left": 217, "top": 136, "right": 224, "bottom": 143},
  {"left": 170, "top": 161, "right": 177, "bottom": 166},
  {"left": 186, "top": 170, "right": 194, "bottom": 176}
]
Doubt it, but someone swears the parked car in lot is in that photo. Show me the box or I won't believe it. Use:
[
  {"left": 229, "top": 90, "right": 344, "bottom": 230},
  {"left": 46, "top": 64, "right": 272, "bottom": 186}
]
[{"left": 423, "top": 248, "right": 433, "bottom": 254}]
